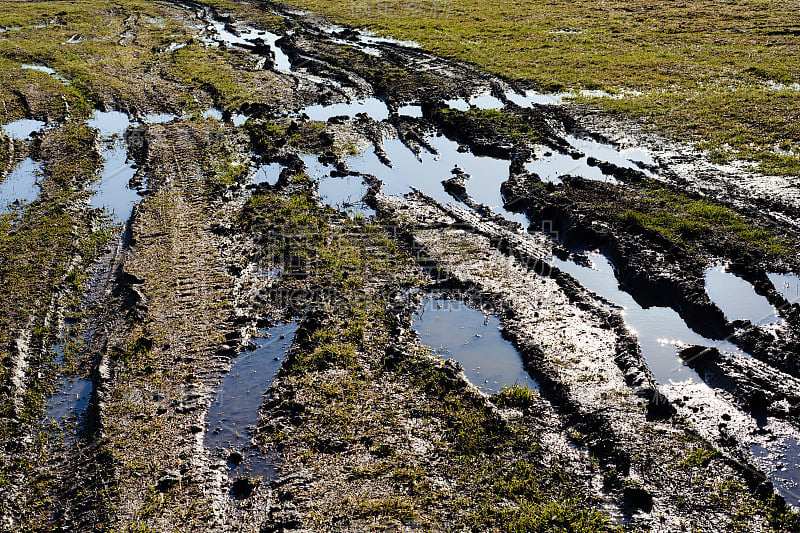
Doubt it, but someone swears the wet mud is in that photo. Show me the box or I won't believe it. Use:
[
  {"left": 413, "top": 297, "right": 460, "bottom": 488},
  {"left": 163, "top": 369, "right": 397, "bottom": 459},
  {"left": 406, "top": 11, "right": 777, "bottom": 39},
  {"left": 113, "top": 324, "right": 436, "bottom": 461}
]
[{"left": 1, "top": 0, "right": 799, "bottom": 531}]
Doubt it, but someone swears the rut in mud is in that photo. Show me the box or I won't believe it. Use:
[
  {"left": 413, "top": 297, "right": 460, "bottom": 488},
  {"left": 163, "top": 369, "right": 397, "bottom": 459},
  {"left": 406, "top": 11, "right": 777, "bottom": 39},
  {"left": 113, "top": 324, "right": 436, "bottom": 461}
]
[{"left": 1, "top": 0, "right": 799, "bottom": 531}]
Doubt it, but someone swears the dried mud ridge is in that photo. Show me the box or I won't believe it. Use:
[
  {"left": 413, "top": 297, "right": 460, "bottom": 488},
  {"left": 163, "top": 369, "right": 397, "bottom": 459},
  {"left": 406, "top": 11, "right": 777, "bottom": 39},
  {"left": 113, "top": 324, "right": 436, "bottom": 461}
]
[{"left": 1, "top": 0, "right": 799, "bottom": 531}]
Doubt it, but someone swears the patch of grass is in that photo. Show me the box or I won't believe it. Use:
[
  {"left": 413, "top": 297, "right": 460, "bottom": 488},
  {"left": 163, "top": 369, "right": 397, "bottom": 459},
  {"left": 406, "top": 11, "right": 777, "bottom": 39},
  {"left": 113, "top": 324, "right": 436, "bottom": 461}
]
[
  {"left": 166, "top": 44, "right": 256, "bottom": 111},
  {"left": 678, "top": 443, "right": 720, "bottom": 468},
  {"left": 439, "top": 107, "right": 540, "bottom": 144},
  {"left": 245, "top": 119, "right": 331, "bottom": 154},
  {"left": 355, "top": 495, "right": 418, "bottom": 521},
  {"left": 493, "top": 383, "right": 538, "bottom": 409},
  {"left": 605, "top": 182, "right": 790, "bottom": 257}
]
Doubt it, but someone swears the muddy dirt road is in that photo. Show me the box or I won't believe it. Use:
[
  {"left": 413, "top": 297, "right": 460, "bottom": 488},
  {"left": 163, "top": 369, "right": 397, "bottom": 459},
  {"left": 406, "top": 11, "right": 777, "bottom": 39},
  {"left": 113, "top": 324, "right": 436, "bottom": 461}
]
[{"left": 1, "top": 0, "right": 799, "bottom": 531}]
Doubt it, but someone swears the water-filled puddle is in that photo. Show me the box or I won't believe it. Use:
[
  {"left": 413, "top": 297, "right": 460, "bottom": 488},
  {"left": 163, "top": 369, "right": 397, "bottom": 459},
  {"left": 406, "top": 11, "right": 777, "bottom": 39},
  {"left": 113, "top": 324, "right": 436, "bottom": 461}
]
[
  {"left": 90, "top": 138, "right": 139, "bottom": 223},
  {"left": 347, "top": 135, "right": 528, "bottom": 226},
  {"left": 205, "top": 321, "right": 298, "bottom": 482},
  {"left": 565, "top": 135, "right": 654, "bottom": 176},
  {"left": 505, "top": 89, "right": 638, "bottom": 108},
  {"left": 412, "top": 295, "right": 536, "bottom": 394},
  {"left": 21, "top": 63, "right": 68, "bottom": 83},
  {"left": 44, "top": 343, "right": 92, "bottom": 445},
  {"left": 202, "top": 108, "right": 224, "bottom": 120},
  {"left": 0, "top": 158, "right": 41, "bottom": 208},
  {"left": 87, "top": 110, "right": 140, "bottom": 223},
  {"left": 320, "top": 25, "right": 420, "bottom": 54},
  {"left": 444, "top": 98, "right": 469, "bottom": 111},
  {"left": 505, "top": 90, "right": 565, "bottom": 107},
  {"left": 319, "top": 175, "right": 373, "bottom": 217},
  {"left": 551, "top": 252, "right": 748, "bottom": 384},
  {"left": 2, "top": 118, "right": 46, "bottom": 140},
  {"left": 203, "top": 19, "right": 292, "bottom": 72},
  {"left": 445, "top": 93, "right": 504, "bottom": 111},
  {"left": 768, "top": 272, "right": 800, "bottom": 304},
  {"left": 525, "top": 150, "right": 616, "bottom": 185},
  {"left": 302, "top": 97, "right": 389, "bottom": 122},
  {"left": 252, "top": 162, "right": 282, "bottom": 186},
  {"left": 752, "top": 436, "right": 800, "bottom": 508},
  {"left": 88, "top": 110, "right": 131, "bottom": 137},
  {"left": 232, "top": 114, "right": 249, "bottom": 127},
  {"left": 21, "top": 63, "right": 54, "bottom": 74},
  {"left": 468, "top": 93, "right": 504, "bottom": 110},
  {"left": 397, "top": 104, "right": 423, "bottom": 118},
  {"left": 358, "top": 31, "right": 420, "bottom": 49},
  {"left": 144, "top": 113, "right": 179, "bottom": 124},
  {"left": 705, "top": 266, "right": 779, "bottom": 325},
  {"left": 302, "top": 154, "right": 374, "bottom": 217},
  {"left": 46, "top": 376, "right": 92, "bottom": 425}
]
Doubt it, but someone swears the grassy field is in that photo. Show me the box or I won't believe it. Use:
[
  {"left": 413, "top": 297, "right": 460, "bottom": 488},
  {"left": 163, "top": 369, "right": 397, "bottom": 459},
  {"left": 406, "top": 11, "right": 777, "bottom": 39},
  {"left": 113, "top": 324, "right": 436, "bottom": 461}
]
[{"left": 281, "top": 0, "right": 800, "bottom": 176}]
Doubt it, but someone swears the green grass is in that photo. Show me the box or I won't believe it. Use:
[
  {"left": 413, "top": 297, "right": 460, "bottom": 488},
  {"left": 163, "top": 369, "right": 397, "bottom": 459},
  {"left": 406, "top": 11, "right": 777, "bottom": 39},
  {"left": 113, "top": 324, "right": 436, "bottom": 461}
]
[
  {"left": 439, "top": 108, "right": 540, "bottom": 144},
  {"left": 493, "top": 383, "right": 538, "bottom": 409},
  {"left": 608, "top": 183, "right": 790, "bottom": 257},
  {"left": 282, "top": 0, "right": 800, "bottom": 175}
]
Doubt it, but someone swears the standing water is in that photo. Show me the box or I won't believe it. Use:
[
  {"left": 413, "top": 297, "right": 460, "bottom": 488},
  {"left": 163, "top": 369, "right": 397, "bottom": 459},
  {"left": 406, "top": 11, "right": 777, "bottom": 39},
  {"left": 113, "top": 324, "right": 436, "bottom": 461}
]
[
  {"left": 704, "top": 266, "right": 779, "bottom": 325},
  {"left": 87, "top": 110, "right": 140, "bottom": 223},
  {"left": 0, "top": 158, "right": 42, "bottom": 208},
  {"left": 768, "top": 272, "right": 800, "bottom": 305},
  {"left": 347, "top": 135, "right": 528, "bottom": 226},
  {"left": 2, "top": 118, "right": 45, "bottom": 140},
  {"left": 205, "top": 322, "right": 298, "bottom": 483},
  {"left": 551, "top": 252, "right": 749, "bottom": 384},
  {"left": 412, "top": 295, "right": 537, "bottom": 394}
]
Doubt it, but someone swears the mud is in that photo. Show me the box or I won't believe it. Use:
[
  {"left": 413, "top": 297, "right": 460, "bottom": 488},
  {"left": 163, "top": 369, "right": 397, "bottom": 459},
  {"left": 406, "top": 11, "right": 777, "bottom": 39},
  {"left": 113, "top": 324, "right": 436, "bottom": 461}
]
[{"left": 2, "top": 0, "right": 799, "bottom": 530}]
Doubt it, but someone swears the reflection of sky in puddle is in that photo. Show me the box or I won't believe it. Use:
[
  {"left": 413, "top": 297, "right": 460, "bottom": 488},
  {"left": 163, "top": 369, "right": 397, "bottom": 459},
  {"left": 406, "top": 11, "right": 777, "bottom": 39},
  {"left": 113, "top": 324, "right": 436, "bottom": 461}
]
[
  {"left": 87, "top": 110, "right": 140, "bottom": 223},
  {"left": 705, "top": 266, "right": 779, "bottom": 325},
  {"left": 413, "top": 296, "right": 537, "bottom": 394},
  {"left": 88, "top": 110, "right": 130, "bottom": 137},
  {"left": 505, "top": 90, "right": 565, "bottom": 107},
  {"left": 2, "top": 118, "right": 45, "bottom": 140},
  {"left": 44, "top": 342, "right": 92, "bottom": 445},
  {"left": 565, "top": 135, "right": 654, "bottom": 175},
  {"left": 319, "top": 174, "right": 373, "bottom": 217},
  {"left": 252, "top": 162, "right": 282, "bottom": 186},
  {"left": 768, "top": 272, "right": 800, "bottom": 304},
  {"left": 302, "top": 98, "right": 389, "bottom": 122},
  {"left": 22, "top": 63, "right": 55, "bottom": 74},
  {"left": 302, "top": 154, "right": 374, "bottom": 217},
  {"left": 144, "top": 113, "right": 178, "bottom": 124},
  {"left": 205, "top": 321, "right": 298, "bottom": 483},
  {"left": 751, "top": 428, "right": 800, "bottom": 509},
  {"left": 203, "top": 20, "right": 292, "bottom": 72},
  {"left": 397, "top": 104, "right": 423, "bottom": 118},
  {"left": 46, "top": 376, "right": 92, "bottom": 425},
  {"left": 552, "top": 252, "right": 748, "bottom": 384},
  {"left": 202, "top": 108, "right": 224, "bottom": 120},
  {"left": 89, "top": 138, "right": 139, "bottom": 223},
  {"left": 347, "top": 135, "right": 528, "bottom": 226},
  {"left": 0, "top": 158, "right": 41, "bottom": 208},
  {"left": 445, "top": 93, "right": 505, "bottom": 111},
  {"left": 525, "top": 151, "right": 610, "bottom": 184},
  {"left": 21, "top": 63, "right": 69, "bottom": 83}
]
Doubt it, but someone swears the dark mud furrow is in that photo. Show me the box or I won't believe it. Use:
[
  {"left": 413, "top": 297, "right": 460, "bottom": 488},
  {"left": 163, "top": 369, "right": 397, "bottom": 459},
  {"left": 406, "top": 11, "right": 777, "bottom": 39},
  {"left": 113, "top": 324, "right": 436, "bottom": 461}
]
[{"left": 90, "top": 121, "right": 254, "bottom": 530}]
